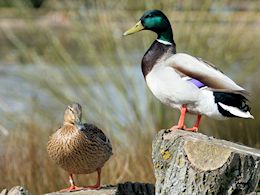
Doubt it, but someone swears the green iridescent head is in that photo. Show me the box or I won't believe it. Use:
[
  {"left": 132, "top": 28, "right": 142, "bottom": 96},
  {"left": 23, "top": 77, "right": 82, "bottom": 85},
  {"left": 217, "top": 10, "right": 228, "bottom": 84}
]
[{"left": 124, "top": 10, "right": 174, "bottom": 44}]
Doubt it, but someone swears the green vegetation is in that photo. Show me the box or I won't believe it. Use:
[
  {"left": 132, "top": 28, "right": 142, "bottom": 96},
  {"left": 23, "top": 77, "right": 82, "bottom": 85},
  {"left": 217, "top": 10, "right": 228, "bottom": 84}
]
[{"left": 0, "top": 1, "right": 259, "bottom": 194}]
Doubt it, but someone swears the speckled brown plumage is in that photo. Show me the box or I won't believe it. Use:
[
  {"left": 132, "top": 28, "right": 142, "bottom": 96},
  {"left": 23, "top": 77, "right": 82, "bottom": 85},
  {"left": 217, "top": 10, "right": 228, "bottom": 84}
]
[{"left": 47, "top": 103, "right": 112, "bottom": 192}]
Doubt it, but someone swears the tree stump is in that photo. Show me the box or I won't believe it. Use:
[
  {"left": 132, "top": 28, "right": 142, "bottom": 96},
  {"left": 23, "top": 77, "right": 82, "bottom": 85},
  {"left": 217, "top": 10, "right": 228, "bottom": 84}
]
[
  {"left": 44, "top": 182, "right": 155, "bottom": 195},
  {"left": 152, "top": 129, "right": 260, "bottom": 195},
  {"left": 0, "top": 186, "right": 30, "bottom": 195}
]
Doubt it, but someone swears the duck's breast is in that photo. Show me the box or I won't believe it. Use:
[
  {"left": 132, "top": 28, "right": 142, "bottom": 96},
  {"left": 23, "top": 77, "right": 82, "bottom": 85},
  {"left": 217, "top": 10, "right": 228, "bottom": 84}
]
[
  {"left": 145, "top": 63, "right": 200, "bottom": 108},
  {"left": 47, "top": 129, "right": 111, "bottom": 174}
]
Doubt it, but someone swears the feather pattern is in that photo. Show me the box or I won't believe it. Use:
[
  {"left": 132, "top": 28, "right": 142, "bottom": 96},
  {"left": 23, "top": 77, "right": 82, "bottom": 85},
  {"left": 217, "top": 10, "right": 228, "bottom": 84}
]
[
  {"left": 47, "top": 104, "right": 112, "bottom": 175},
  {"left": 218, "top": 102, "right": 253, "bottom": 119},
  {"left": 47, "top": 124, "right": 112, "bottom": 174},
  {"left": 167, "top": 53, "right": 245, "bottom": 91}
]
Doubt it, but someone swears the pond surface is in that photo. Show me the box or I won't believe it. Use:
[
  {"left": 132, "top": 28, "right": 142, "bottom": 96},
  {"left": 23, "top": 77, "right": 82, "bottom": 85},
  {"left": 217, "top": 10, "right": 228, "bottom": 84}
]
[{"left": 0, "top": 63, "right": 149, "bottom": 135}]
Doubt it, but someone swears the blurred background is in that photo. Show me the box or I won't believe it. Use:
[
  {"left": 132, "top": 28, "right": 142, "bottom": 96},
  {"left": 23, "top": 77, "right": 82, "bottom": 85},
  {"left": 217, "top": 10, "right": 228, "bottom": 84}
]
[{"left": 0, "top": 0, "right": 259, "bottom": 194}]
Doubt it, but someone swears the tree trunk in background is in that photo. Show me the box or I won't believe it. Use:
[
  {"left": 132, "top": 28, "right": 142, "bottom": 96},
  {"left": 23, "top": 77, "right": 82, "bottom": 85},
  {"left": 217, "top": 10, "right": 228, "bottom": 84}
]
[{"left": 152, "top": 129, "right": 260, "bottom": 195}]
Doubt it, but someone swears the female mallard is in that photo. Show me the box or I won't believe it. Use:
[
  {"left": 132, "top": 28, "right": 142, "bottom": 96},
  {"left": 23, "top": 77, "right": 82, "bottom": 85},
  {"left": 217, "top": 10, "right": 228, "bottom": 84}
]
[
  {"left": 47, "top": 103, "right": 112, "bottom": 192},
  {"left": 124, "top": 10, "right": 253, "bottom": 132}
]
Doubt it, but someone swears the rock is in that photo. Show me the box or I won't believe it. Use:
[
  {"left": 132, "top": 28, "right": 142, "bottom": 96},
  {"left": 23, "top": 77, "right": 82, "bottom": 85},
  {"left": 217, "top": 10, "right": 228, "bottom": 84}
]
[
  {"left": 152, "top": 129, "right": 260, "bottom": 195},
  {"left": 44, "top": 182, "right": 155, "bottom": 195},
  {"left": 0, "top": 186, "right": 30, "bottom": 195}
]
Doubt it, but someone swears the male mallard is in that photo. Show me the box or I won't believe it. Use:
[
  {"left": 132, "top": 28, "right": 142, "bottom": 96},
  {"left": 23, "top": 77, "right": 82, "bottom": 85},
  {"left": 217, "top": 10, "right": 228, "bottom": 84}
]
[
  {"left": 124, "top": 10, "right": 253, "bottom": 132},
  {"left": 47, "top": 103, "right": 112, "bottom": 192}
]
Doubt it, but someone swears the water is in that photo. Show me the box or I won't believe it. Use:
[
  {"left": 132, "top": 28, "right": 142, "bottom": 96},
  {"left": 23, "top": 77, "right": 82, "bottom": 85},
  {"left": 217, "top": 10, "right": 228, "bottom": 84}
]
[{"left": 0, "top": 63, "right": 149, "bottom": 134}]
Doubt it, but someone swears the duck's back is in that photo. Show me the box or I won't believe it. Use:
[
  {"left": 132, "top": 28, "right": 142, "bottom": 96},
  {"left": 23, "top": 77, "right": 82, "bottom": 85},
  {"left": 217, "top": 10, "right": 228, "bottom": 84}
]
[{"left": 47, "top": 124, "right": 112, "bottom": 174}]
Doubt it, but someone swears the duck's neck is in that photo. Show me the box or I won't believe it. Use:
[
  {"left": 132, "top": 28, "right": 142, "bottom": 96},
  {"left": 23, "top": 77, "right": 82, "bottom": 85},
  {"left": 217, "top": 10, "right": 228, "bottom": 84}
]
[
  {"left": 141, "top": 40, "right": 176, "bottom": 77},
  {"left": 157, "top": 29, "right": 175, "bottom": 45}
]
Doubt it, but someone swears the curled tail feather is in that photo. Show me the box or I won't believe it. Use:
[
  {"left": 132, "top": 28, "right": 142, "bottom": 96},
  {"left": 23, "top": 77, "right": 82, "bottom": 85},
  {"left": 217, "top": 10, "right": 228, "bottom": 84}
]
[{"left": 213, "top": 92, "right": 253, "bottom": 118}]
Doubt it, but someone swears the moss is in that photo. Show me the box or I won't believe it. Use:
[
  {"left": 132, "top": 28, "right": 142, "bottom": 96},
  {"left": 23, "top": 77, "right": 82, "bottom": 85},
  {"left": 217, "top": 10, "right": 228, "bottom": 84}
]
[
  {"left": 155, "top": 163, "right": 161, "bottom": 169},
  {"left": 160, "top": 149, "right": 171, "bottom": 161}
]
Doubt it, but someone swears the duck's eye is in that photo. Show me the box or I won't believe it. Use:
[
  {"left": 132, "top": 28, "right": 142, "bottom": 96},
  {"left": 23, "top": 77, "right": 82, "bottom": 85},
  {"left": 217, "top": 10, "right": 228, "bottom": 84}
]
[
  {"left": 146, "top": 14, "right": 152, "bottom": 18},
  {"left": 68, "top": 107, "right": 74, "bottom": 113}
]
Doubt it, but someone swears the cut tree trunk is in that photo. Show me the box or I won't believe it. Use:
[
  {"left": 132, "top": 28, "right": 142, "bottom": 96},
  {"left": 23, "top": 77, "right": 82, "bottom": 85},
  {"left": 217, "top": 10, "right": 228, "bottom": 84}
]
[
  {"left": 0, "top": 186, "right": 30, "bottom": 195},
  {"left": 152, "top": 129, "right": 260, "bottom": 195},
  {"left": 44, "top": 182, "right": 154, "bottom": 195}
]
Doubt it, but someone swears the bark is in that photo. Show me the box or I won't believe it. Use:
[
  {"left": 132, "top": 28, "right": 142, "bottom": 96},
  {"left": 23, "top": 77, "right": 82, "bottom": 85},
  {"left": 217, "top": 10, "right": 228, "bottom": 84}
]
[
  {"left": 0, "top": 186, "right": 30, "bottom": 195},
  {"left": 152, "top": 129, "right": 260, "bottom": 195}
]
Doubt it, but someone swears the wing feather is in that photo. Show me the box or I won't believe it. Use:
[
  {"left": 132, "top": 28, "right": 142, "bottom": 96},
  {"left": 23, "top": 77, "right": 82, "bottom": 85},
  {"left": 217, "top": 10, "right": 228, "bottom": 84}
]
[
  {"left": 167, "top": 53, "right": 245, "bottom": 91},
  {"left": 81, "top": 123, "right": 112, "bottom": 148}
]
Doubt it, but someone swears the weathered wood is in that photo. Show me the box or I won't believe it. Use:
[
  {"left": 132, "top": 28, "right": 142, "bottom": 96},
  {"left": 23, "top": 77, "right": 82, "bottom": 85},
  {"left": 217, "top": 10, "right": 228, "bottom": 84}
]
[
  {"left": 152, "top": 129, "right": 260, "bottom": 195},
  {"left": 44, "top": 182, "right": 155, "bottom": 195},
  {"left": 45, "top": 186, "right": 115, "bottom": 195},
  {"left": 0, "top": 186, "right": 30, "bottom": 195}
]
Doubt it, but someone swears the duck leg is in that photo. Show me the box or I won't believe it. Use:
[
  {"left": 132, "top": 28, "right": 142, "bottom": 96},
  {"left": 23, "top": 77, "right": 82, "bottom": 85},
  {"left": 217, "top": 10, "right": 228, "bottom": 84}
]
[
  {"left": 60, "top": 174, "right": 83, "bottom": 192},
  {"left": 84, "top": 168, "right": 101, "bottom": 190},
  {"left": 185, "top": 115, "right": 201, "bottom": 132},
  {"left": 170, "top": 105, "right": 187, "bottom": 130}
]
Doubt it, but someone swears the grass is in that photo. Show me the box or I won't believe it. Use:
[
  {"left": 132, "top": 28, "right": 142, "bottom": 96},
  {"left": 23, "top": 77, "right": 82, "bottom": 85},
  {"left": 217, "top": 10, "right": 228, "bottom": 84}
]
[
  {"left": 0, "top": 121, "right": 155, "bottom": 194},
  {"left": 0, "top": 1, "right": 259, "bottom": 194}
]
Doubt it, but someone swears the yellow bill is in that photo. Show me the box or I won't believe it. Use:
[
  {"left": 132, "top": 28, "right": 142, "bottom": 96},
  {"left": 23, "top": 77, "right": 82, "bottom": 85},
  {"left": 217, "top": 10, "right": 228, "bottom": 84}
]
[{"left": 123, "top": 21, "right": 144, "bottom": 36}]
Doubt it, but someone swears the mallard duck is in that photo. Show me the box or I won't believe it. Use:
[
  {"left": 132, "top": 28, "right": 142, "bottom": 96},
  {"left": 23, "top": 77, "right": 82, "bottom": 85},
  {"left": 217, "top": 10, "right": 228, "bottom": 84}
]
[
  {"left": 47, "top": 103, "right": 112, "bottom": 192},
  {"left": 123, "top": 10, "right": 253, "bottom": 132}
]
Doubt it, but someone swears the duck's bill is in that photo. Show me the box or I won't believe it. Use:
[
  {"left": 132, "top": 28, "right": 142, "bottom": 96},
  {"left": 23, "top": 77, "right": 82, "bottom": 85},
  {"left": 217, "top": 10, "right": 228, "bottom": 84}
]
[{"left": 123, "top": 21, "right": 144, "bottom": 36}]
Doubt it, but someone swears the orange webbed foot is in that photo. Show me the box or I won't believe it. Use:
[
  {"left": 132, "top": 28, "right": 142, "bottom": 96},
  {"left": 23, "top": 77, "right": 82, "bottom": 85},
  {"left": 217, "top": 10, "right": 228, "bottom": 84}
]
[
  {"left": 183, "top": 126, "right": 199, "bottom": 132},
  {"left": 170, "top": 124, "right": 186, "bottom": 131},
  {"left": 60, "top": 185, "right": 84, "bottom": 192},
  {"left": 83, "top": 183, "right": 101, "bottom": 190},
  {"left": 82, "top": 167, "right": 101, "bottom": 190}
]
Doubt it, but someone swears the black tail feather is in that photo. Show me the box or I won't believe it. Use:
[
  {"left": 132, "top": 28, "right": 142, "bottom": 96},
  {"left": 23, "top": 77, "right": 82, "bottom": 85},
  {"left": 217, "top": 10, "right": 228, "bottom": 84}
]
[{"left": 213, "top": 91, "right": 251, "bottom": 117}]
